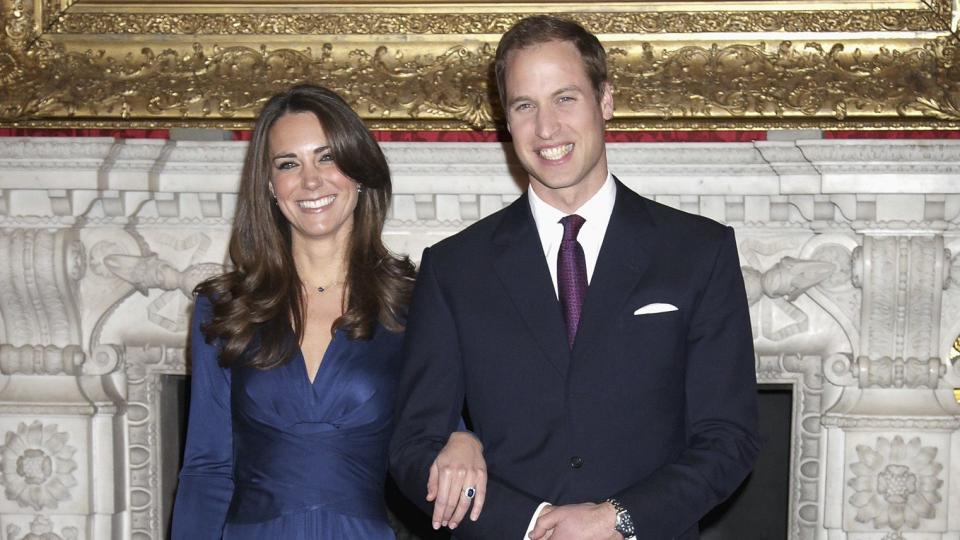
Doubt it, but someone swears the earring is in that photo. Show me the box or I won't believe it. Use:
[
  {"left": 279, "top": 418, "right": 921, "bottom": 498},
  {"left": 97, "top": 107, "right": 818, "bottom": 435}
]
[{"left": 357, "top": 185, "right": 363, "bottom": 194}]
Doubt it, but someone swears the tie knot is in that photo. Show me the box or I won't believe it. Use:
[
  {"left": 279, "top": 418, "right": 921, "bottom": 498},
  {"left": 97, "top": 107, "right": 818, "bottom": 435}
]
[{"left": 560, "top": 214, "right": 586, "bottom": 242}]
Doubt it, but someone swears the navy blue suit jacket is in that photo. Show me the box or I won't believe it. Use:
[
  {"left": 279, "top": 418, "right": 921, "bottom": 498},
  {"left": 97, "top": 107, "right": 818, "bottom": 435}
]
[{"left": 389, "top": 180, "right": 760, "bottom": 539}]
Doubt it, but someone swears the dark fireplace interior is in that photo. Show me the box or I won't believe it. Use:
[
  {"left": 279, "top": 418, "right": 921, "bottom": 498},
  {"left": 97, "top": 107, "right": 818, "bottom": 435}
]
[
  {"left": 161, "top": 378, "right": 791, "bottom": 539},
  {"left": 700, "top": 386, "right": 791, "bottom": 540}
]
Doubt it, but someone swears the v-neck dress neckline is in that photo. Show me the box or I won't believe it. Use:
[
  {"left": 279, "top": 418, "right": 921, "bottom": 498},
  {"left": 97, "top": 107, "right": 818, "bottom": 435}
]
[{"left": 299, "top": 328, "right": 342, "bottom": 386}]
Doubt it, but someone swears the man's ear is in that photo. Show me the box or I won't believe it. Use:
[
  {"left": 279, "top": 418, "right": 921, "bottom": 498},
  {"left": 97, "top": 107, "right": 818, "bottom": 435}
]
[{"left": 600, "top": 82, "right": 614, "bottom": 121}]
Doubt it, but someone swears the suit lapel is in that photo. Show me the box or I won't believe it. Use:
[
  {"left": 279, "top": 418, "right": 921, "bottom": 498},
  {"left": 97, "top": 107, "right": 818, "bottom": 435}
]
[
  {"left": 573, "top": 180, "right": 658, "bottom": 359},
  {"left": 492, "top": 194, "right": 573, "bottom": 377}
]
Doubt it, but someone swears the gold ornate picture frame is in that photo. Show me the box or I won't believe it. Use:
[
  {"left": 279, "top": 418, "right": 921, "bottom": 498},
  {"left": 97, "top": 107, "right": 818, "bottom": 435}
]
[{"left": 0, "top": 0, "right": 958, "bottom": 130}]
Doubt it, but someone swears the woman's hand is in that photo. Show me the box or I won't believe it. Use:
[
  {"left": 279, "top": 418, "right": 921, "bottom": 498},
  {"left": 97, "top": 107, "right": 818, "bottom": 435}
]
[{"left": 426, "top": 431, "right": 487, "bottom": 530}]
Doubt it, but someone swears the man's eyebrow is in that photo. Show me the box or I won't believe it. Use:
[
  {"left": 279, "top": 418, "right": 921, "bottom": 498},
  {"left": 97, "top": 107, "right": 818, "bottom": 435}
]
[
  {"left": 507, "top": 85, "right": 584, "bottom": 107},
  {"left": 553, "top": 85, "right": 582, "bottom": 96},
  {"left": 506, "top": 94, "right": 532, "bottom": 108}
]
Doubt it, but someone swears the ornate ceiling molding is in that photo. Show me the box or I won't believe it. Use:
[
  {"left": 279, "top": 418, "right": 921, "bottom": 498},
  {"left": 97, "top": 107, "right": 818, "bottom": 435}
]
[{"left": 1, "top": 0, "right": 958, "bottom": 130}]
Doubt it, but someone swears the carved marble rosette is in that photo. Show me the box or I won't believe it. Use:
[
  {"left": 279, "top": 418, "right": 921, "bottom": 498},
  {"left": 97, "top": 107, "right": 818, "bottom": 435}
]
[
  {"left": 1, "top": 137, "right": 959, "bottom": 539},
  {"left": 820, "top": 226, "right": 960, "bottom": 539},
  {"left": 0, "top": 221, "right": 112, "bottom": 538}
]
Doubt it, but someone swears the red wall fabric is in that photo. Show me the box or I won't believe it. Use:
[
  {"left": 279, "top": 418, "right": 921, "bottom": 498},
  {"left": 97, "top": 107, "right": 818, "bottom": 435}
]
[
  {"left": 1, "top": 129, "right": 956, "bottom": 141},
  {"left": 0, "top": 129, "right": 769, "bottom": 142},
  {"left": 237, "top": 130, "right": 767, "bottom": 143}
]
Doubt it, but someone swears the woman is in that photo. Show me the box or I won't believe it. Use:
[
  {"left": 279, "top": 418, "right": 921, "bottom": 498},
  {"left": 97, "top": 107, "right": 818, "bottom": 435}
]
[{"left": 171, "top": 84, "right": 484, "bottom": 539}]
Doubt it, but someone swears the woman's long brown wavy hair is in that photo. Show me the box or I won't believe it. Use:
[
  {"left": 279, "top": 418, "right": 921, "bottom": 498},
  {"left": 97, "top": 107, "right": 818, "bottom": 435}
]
[{"left": 196, "top": 84, "right": 416, "bottom": 370}]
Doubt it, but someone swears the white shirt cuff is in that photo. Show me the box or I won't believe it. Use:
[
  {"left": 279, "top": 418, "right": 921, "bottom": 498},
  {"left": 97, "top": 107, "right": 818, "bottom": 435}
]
[{"left": 523, "top": 502, "right": 551, "bottom": 539}]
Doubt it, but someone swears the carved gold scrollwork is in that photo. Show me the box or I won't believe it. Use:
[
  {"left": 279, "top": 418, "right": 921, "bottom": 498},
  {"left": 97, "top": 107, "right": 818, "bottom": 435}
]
[
  {"left": 0, "top": 1, "right": 28, "bottom": 94},
  {"left": 0, "top": 38, "right": 957, "bottom": 129},
  {"left": 611, "top": 39, "right": 960, "bottom": 122},
  {"left": 43, "top": 0, "right": 955, "bottom": 35},
  {"left": 0, "top": 0, "right": 958, "bottom": 129}
]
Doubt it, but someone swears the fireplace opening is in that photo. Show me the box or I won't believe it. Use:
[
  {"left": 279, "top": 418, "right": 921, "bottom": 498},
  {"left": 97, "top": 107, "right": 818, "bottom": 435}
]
[
  {"left": 701, "top": 385, "right": 792, "bottom": 539},
  {"left": 161, "top": 374, "right": 190, "bottom": 534}
]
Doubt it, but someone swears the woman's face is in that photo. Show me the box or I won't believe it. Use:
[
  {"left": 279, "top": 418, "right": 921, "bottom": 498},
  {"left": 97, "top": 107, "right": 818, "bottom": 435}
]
[{"left": 267, "top": 111, "right": 360, "bottom": 248}]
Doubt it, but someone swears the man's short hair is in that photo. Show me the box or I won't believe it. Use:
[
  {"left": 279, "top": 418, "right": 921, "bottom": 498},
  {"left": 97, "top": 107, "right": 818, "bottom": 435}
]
[{"left": 494, "top": 15, "right": 608, "bottom": 109}]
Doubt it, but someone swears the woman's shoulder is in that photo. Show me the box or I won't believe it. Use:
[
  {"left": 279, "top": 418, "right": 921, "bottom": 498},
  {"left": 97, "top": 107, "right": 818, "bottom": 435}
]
[
  {"left": 192, "top": 271, "right": 244, "bottom": 322},
  {"left": 194, "top": 291, "right": 214, "bottom": 308},
  {"left": 191, "top": 292, "right": 217, "bottom": 325}
]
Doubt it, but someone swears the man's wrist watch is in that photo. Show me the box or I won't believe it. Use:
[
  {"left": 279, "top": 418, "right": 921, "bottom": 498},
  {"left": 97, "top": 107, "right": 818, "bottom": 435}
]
[{"left": 605, "top": 497, "right": 635, "bottom": 538}]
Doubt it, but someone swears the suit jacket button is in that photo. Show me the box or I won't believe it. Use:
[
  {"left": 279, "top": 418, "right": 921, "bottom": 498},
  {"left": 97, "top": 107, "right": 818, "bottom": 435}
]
[{"left": 569, "top": 456, "right": 583, "bottom": 469}]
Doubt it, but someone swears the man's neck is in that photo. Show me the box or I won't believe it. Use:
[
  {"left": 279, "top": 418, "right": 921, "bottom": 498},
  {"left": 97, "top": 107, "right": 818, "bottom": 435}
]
[{"left": 529, "top": 171, "right": 609, "bottom": 214}]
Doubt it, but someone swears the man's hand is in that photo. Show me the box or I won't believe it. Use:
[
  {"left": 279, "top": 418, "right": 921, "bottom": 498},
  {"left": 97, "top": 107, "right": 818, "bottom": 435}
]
[{"left": 528, "top": 502, "right": 621, "bottom": 540}]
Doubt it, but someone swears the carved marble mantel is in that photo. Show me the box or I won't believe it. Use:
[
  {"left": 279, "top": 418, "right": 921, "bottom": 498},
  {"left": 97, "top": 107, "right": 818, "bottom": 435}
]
[{"left": 1, "top": 137, "right": 959, "bottom": 540}]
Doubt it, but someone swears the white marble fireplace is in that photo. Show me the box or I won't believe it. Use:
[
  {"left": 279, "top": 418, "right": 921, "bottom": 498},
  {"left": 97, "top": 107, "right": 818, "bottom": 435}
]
[{"left": 1, "top": 136, "right": 959, "bottom": 540}]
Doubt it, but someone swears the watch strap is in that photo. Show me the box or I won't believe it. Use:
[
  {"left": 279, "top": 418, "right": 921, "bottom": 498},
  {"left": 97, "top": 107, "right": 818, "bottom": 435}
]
[{"left": 605, "top": 497, "right": 635, "bottom": 538}]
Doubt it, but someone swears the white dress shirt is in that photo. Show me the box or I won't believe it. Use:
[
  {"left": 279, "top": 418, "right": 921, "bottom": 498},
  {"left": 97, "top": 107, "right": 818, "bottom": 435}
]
[
  {"left": 522, "top": 173, "right": 617, "bottom": 538},
  {"left": 528, "top": 173, "right": 617, "bottom": 297}
]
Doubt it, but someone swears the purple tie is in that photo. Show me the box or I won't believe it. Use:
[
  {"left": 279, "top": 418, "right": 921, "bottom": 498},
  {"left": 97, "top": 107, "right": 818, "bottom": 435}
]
[{"left": 558, "top": 214, "right": 587, "bottom": 348}]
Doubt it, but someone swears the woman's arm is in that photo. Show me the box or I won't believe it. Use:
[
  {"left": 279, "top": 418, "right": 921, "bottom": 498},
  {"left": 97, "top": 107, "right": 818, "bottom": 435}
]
[{"left": 170, "top": 296, "right": 235, "bottom": 539}]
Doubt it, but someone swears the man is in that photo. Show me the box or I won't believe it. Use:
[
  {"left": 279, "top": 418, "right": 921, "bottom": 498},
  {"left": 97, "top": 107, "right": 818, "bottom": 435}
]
[{"left": 390, "top": 15, "right": 760, "bottom": 539}]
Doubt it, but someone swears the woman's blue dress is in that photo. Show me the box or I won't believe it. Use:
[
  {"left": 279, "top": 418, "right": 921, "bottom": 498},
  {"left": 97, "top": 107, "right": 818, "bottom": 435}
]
[{"left": 171, "top": 296, "right": 401, "bottom": 539}]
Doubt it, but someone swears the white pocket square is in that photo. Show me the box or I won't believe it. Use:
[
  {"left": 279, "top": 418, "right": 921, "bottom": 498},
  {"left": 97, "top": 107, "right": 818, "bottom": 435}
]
[{"left": 633, "top": 303, "right": 678, "bottom": 315}]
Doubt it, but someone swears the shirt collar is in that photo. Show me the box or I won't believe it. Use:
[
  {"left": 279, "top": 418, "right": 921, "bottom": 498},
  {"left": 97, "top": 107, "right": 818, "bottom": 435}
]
[{"left": 528, "top": 173, "right": 616, "bottom": 250}]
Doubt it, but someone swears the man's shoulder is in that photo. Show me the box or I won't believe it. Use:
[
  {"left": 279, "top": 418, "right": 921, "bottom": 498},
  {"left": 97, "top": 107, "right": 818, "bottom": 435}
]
[
  {"left": 427, "top": 195, "right": 520, "bottom": 256},
  {"left": 619, "top": 182, "right": 730, "bottom": 244}
]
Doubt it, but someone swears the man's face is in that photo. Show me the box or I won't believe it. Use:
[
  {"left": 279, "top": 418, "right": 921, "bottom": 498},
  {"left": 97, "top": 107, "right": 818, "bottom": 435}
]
[{"left": 503, "top": 40, "right": 613, "bottom": 208}]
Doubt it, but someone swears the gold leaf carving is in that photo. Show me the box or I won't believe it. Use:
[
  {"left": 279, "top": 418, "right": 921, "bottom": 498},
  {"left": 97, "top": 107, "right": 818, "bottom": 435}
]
[
  {"left": 49, "top": 2, "right": 952, "bottom": 35},
  {"left": 4, "top": 0, "right": 30, "bottom": 41},
  {"left": 0, "top": 39, "right": 496, "bottom": 127},
  {"left": 1, "top": 0, "right": 959, "bottom": 129},
  {"left": 611, "top": 39, "right": 960, "bottom": 122}
]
